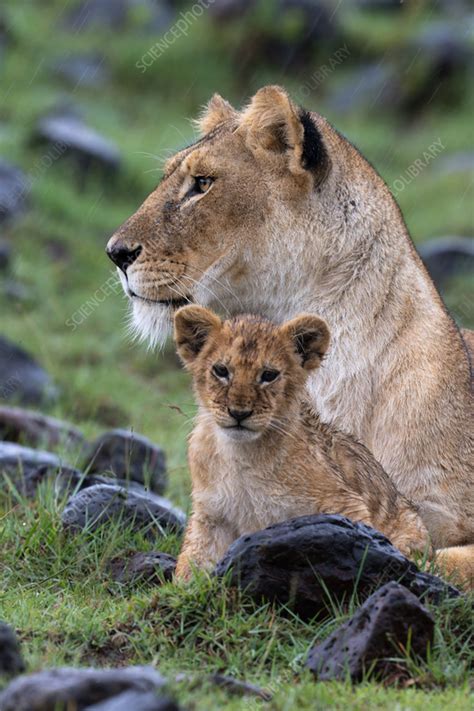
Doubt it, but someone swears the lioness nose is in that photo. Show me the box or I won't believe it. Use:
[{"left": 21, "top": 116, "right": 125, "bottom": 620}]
[
  {"left": 106, "top": 241, "right": 142, "bottom": 272},
  {"left": 228, "top": 408, "right": 253, "bottom": 423}
]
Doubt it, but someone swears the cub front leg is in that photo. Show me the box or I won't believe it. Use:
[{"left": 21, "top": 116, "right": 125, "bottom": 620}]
[{"left": 175, "top": 514, "right": 235, "bottom": 580}]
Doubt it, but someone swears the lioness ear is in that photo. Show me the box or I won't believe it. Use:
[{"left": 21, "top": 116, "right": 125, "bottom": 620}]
[
  {"left": 280, "top": 314, "right": 330, "bottom": 370},
  {"left": 238, "top": 85, "right": 327, "bottom": 178},
  {"left": 195, "top": 94, "right": 238, "bottom": 135},
  {"left": 174, "top": 306, "right": 221, "bottom": 365}
]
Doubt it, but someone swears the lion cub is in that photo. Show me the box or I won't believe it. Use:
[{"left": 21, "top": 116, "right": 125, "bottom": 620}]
[{"left": 174, "top": 306, "right": 429, "bottom": 579}]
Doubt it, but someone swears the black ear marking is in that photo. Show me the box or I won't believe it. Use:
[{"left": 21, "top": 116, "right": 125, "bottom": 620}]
[
  {"left": 299, "top": 109, "right": 328, "bottom": 174},
  {"left": 294, "top": 330, "right": 325, "bottom": 365}
]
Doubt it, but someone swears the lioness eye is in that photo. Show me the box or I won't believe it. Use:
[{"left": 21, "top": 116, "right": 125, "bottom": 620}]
[
  {"left": 194, "top": 176, "right": 213, "bottom": 193},
  {"left": 212, "top": 363, "right": 229, "bottom": 379},
  {"left": 260, "top": 369, "right": 280, "bottom": 384}
]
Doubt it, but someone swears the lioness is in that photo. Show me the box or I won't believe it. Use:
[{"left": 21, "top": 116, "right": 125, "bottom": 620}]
[
  {"left": 106, "top": 86, "right": 473, "bottom": 561},
  {"left": 173, "top": 305, "right": 430, "bottom": 579}
]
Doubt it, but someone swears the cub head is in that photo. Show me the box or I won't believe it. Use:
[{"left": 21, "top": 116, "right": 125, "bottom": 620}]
[
  {"left": 174, "top": 306, "right": 330, "bottom": 441},
  {"left": 106, "top": 86, "right": 331, "bottom": 347}
]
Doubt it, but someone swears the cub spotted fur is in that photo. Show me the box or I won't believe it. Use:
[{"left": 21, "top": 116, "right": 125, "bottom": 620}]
[{"left": 173, "top": 306, "right": 430, "bottom": 579}]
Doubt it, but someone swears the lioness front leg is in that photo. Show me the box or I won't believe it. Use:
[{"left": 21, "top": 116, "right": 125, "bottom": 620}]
[{"left": 175, "top": 514, "right": 235, "bottom": 580}]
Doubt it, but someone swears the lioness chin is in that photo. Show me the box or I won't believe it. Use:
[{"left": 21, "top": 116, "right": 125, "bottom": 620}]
[{"left": 107, "top": 86, "right": 473, "bottom": 570}]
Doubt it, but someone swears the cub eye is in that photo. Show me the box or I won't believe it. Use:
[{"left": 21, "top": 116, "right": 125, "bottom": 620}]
[
  {"left": 212, "top": 363, "right": 229, "bottom": 380},
  {"left": 194, "top": 176, "right": 213, "bottom": 194},
  {"left": 260, "top": 369, "right": 280, "bottom": 384}
]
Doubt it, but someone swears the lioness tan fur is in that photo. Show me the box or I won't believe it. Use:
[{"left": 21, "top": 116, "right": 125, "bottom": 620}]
[
  {"left": 107, "top": 86, "right": 473, "bottom": 570},
  {"left": 174, "top": 306, "right": 430, "bottom": 579}
]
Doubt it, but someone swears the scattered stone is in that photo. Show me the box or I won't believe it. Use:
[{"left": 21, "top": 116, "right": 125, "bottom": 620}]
[
  {"left": 51, "top": 52, "right": 109, "bottom": 88},
  {"left": 0, "top": 623, "right": 25, "bottom": 677},
  {"left": 85, "top": 690, "right": 180, "bottom": 710},
  {"left": 419, "top": 236, "right": 474, "bottom": 290},
  {"left": 328, "top": 63, "right": 399, "bottom": 114},
  {"left": 0, "top": 160, "right": 28, "bottom": 224},
  {"left": 0, "top": 239, "right": 11, "bottom": 271},
  {"left": 2, "top": 280, "right": 31, "bottom": 303},
  {"left": 33, "top": 112, "right": 121, "bottom": 187},
  {"left": 0, "top": 406, "right": 85, "bottom": 451},
  {"left": 0, "top": 336, "right": 57, "bottom": 405},
  {"left": 0, "top": 442, "right": 80, "bottom": 498},
  {"left": 0, "top": 666, "right": 166, "bottom": 711},
  {"left": 215, "top": 514, "right": 459, "bottom": 619},
  {"left": 61, "top": 0, "right": 173, "bottom": 33},
  {"left": 306, "top": 582, "right": 435, "bottom": 681},
  {"left": 435, "top": 151, "right": 474, "bottom": 177},
  {"left": 84, "top": 429, "right": 167, "bottom": 494},
  {"left": 109, "top": 551, "right": 176, "bottom": 585},
  {"left": 61, "top": 483, "right": 185, "bottom": 536}
]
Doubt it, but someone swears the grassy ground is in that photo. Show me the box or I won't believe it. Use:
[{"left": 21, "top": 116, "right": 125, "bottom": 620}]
[{"left": 0, "top": 1, "right": 473, "bottom": 708}]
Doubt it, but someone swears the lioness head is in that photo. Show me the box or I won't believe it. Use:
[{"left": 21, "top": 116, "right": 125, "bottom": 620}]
[
  {"left": 174, "top": 305, "right": 329, "bottom": 441},
  {"left": 106, "top": 86, "right": 339, "bottom": 347}
]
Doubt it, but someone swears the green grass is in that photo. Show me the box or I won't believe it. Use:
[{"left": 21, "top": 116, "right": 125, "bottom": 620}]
[{"left": 0, "top": 0, "right": 473, "bottom": 708}]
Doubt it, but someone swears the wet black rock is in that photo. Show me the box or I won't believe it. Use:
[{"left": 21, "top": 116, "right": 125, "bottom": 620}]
[
  {"left": 0, "top": 442, "right": 81, "bottom": 498},
  {"left": 52, "top": 52, "right": 110, "bottom": 88},
  {"left": 306, "top": 582, "right": 435, "bottom": 681},
  {"left": 84, "top": 429, "right": 167, "bottom": 494},
  {"left": 328, "top": 63, "right": 400, "bottom": 114},
  {"left": 0, "top": 336, "right": 57, "bottom": 405},
  {"left": 33, "top": 112, "right": 121, "bottom": 187},
  {"left": 0, "top": 160, "right": 28, "bottom": 224},
  {"left": 85, "top": 691, "right": 180, "bottom": 710},
  {"left": 215, "top": 514, "right": 459, "bottom": 619},
  {"left": 62, "top": 0, "right": 173, "bottom": 33},
  {"left": 0, "top": 623, "right": 25, "bottom": 676},
  {"left": 419, "top": 236, "right": 474, "bottom": 290},
  {"left": 61, "top": 483, "right": 185, "bottom": 536},
  {"left": 0, "top": 406, "right": 85, "bottom": 451},
  {"left": 109, "top": 551, "right": 176, "bottom": 585},
  {"left": 0, "top": 666, "right": 166, "bottom": 711},
  {"left": 0, "top": 239, "right": 11, "bottom": 271}
]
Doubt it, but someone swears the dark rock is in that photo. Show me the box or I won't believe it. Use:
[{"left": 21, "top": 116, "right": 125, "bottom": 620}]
[
  {"left": 0, "top": 336, "right": 57, "bottom": 405},
  {"left": 52, "top": 52, "right": 109, "bottom": 88},
  {"left": 306, "top": 582, "right": 435, "bottom": 681},
  {"left": 33, "top": 113, "right": 121, "bottom": 187},
  {"left": 109, "top": 551, "right": 176, "bottom": 585},
  {"left": 85, "top": 690, "right": 180, "bottom": 710},
  {"left": 328, "top": 64, "right": 400, "bottom": 114},
  {"left": 0, "top": 623, "right": 25, "bottom": 676},
  {"left": 215, "top": 514, "right": 459, "bottom": 620},
  {"left": 400, "top": 22, "right": 473, "bottom": 114},
  {"left": 208, "top": 674, "right": 272, "bottom": 700},
  {"left": 436, "top": 151, "right": 474, "bottom": 176},
  {"left": 84, "top": 429, "right": 167, "bottom": 494},
  {"left": 0, "top": 160, "right": 28, "bottom": 224},
  {"left": 61, "top": 483, "right": 185, "bottom": 536},
  {"left": 0, "top": 239, "right": 11, "bottom": 271},
  {"left": 0, "top": 406, "right": 85, "bottom": 451},
  {"left": 0, "top": 442, "right": 81, "bottom": 498},
  {"left": 419, "top": 237, "right": 474, "bottom": 289},
  {"left": 0, "top": 666, "right": 166, "bottom": 711},
  {"left": 62, "top": 0, "right": 173, "bottom": 33},
  {"left": 2, "top": 280, "right": 31, "bottom": 303}
]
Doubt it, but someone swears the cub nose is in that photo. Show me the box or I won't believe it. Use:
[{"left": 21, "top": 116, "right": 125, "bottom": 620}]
[
  {"left": 228, "top": 408, "right": 253, "bottom": 424},
  {"left": 106, "top": 241, "right": 142, "bottom": 273}
]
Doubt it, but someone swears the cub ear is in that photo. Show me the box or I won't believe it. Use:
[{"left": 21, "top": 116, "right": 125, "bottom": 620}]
[
  {"left": 280, "top": 314, "right": 330, "bottom": 370},
  {"left": 238, "top": 85, "right": 326, "bottom": 178},
  {"left": 195, "top": 94, "right": 238, "bottom": 135},
  {"left": 174, "top": 305, "right": 221, "bottom": 365}
]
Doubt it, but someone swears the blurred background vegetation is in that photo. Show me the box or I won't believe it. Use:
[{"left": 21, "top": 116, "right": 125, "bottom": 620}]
[{"left": 0, "top": 0, "right": 473, "bottom": 505}]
